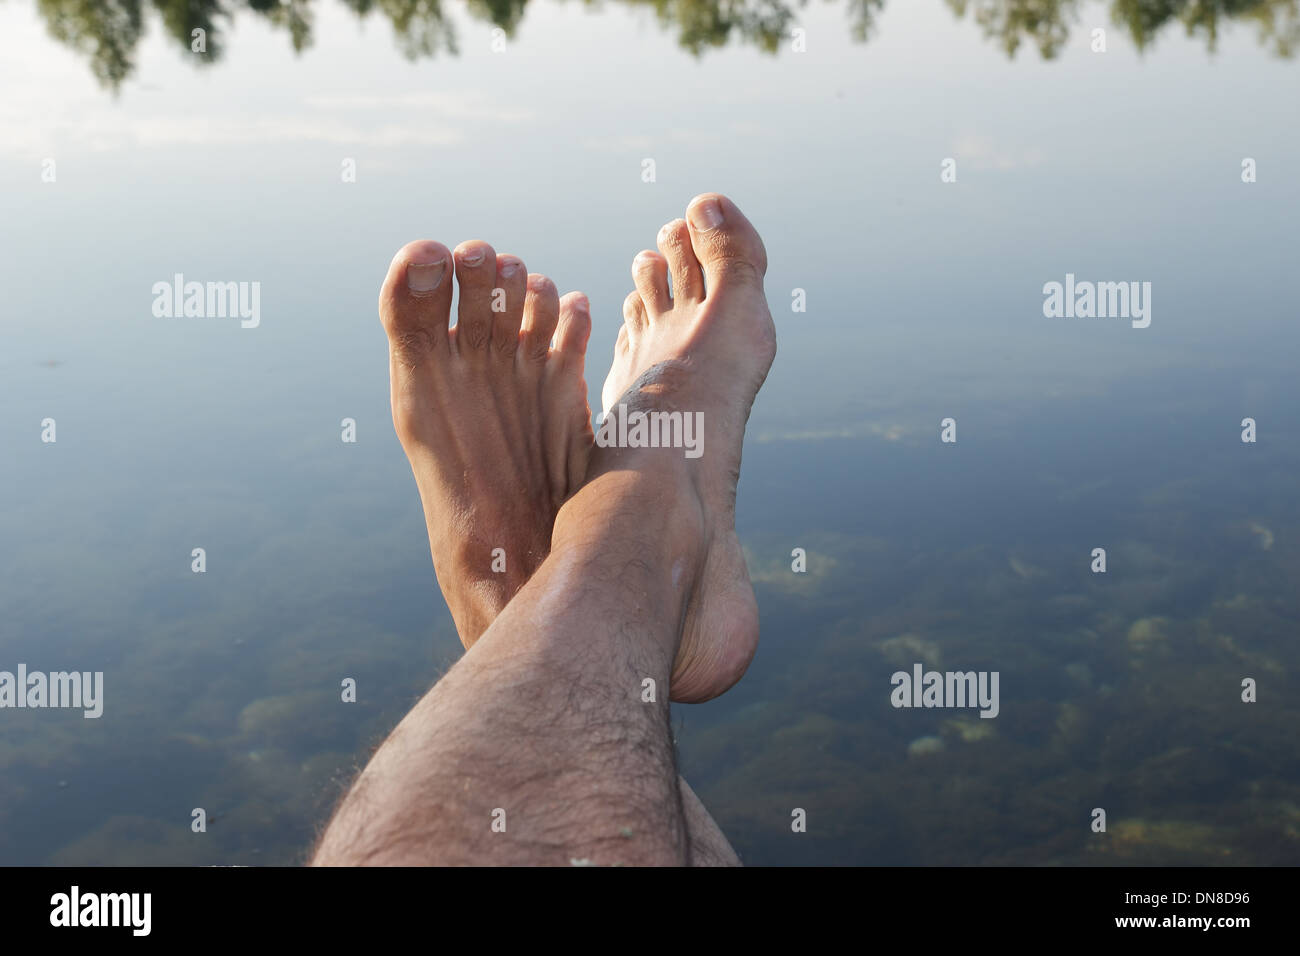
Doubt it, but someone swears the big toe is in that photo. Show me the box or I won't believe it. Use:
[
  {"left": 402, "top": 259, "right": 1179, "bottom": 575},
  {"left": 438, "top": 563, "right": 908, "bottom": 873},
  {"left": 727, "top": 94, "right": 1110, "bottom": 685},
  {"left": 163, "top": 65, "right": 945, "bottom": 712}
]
[
  {"left": 378, "top": 240, "right": 454, "bottom": 448},
  {"left": 684, "top": 193, "right": 767, "bottom": 288},
  {"left": 379, "top": 240, "right": 454, "bottom": 360}
]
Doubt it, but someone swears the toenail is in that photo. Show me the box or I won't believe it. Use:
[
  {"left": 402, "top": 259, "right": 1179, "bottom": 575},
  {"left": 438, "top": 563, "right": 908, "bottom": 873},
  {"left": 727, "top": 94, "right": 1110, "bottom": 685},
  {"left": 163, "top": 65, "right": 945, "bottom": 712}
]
[
  {"left": 527, "top": 274, "right": 549, "bottom": 293},
  {"left": 460, "top": 248, "right": 485, "bottom": 266},
  {"left": 499, "top": 259, "right": 521, "bottom": 278},
  {"left": 407, "top": 260, "right": 446, "bottom": 295},
  {"left": 572, "top": 294, "right": 589, "bottom": 313},
  {"left": 688, "top": 199, "right": 724, "bottom": 231}
]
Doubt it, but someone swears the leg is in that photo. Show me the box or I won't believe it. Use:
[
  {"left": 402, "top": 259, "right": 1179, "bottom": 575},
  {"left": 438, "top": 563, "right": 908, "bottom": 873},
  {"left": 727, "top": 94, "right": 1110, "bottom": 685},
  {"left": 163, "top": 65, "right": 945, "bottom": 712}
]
[
  {"left": 678, "top": 778, "right": 741, "bottom": 866},
  {"left": 315, "top": 194, "right": 772, "bottom": 864},
  {"left": 314, "top": 466, "right": 700, "bottom": 865}
]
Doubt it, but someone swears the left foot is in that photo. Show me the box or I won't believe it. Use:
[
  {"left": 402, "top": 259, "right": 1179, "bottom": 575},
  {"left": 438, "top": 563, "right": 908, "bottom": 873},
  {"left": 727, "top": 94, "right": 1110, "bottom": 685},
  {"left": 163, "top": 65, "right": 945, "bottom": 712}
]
[
  {"left": 378, "top": 239, "right": 594, "bottom": 645},
  {"left": 577, "top": 193, "right": 776, "bottom": 703}
]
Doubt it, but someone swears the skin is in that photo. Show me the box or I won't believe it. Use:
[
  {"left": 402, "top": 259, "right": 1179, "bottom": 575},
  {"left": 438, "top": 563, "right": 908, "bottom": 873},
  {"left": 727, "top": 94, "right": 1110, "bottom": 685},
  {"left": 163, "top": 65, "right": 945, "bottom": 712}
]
[
  {"left": 312, "top": 193, "right": 774, "bottom": 866},
  {"left": 377, "top": 238, "right": 594, "bottom": 645}
]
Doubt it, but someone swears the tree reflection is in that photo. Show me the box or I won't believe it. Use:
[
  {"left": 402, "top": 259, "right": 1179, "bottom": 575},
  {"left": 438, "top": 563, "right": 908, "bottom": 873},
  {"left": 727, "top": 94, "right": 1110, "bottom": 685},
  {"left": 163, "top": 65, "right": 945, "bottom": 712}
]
[
  {"left": 1112, "top": 0, "right": 1299, "bottom": 56},
  {"left": 945, "top": 0, "right": 1079, "bottom": 58},
  {"left": 37, "top": 0, "right": 144, "bottom": 87},
  {"left": 31, "top": 0, "right": 1297, "bottom": 89},
  {"left": 345, "top": 0, "right": 460, "bottom": 56},
  {"left": 949, "top": 0, "right": 1299, "bottom": 59}
]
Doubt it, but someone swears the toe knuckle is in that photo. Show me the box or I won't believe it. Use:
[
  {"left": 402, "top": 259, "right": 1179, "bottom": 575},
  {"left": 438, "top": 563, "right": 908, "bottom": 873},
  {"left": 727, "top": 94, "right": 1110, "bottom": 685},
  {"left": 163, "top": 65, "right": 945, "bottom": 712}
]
[
  {"left": 710, "top": 254, "right": 763, "bottom": 284},
  {"left": 389, "top": 325, "right": 438, "bottom": 358},
  {"left": 462, "top": 321, "right": 490, "bottom": 350}
]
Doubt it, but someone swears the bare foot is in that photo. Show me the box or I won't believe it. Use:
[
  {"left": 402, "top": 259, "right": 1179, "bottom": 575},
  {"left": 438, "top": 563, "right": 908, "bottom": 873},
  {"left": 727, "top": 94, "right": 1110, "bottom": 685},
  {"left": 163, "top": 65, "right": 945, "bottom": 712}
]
[
  {"left": 581, "top": 192, "right": 776, "bottom": 704},
  {"left": 378, "top": 239, "right": 594, "bottom": 646}
]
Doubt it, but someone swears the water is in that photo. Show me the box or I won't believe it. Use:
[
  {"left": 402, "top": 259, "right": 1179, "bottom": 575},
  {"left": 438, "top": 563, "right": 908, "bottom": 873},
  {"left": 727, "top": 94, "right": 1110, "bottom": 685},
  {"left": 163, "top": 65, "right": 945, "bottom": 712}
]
[{"left": 1, "top": 0, "right": 1297, "bottom": 865}]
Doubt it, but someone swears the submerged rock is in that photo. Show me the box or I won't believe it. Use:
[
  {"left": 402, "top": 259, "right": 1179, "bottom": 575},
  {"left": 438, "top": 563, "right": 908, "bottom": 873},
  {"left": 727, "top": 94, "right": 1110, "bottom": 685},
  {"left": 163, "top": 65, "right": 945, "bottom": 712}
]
[
  {"left": 1126, "top": 616, "right": 1168, "bottom": 650},
  {"left": 907, "top": 735, "right": 945, "bottom": 757},
  {"left": 881, "top": 633, "right": 942, "bottom": 668},
  {"left": 942, "top": 717, "right": 995, "bottom": 744}
]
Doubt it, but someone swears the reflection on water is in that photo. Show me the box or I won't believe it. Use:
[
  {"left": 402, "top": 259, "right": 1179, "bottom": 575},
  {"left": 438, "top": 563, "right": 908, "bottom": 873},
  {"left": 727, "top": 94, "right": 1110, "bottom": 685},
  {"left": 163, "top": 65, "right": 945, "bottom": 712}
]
[
  {"left": 950, "top": 0, "right": 1299, "bottom": 58},
  {"left": 37, "top": 0, "right": 1300, "bottom": 87}
]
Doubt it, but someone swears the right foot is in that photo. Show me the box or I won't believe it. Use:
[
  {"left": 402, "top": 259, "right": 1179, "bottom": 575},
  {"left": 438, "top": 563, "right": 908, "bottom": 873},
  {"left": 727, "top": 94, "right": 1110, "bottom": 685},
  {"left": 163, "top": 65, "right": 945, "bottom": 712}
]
[
  {"left": 563, "top": 193, "right": 776, "bottom": 703},
  {"left": 378, "top": 239, "right": 594, "bottom": 645}
]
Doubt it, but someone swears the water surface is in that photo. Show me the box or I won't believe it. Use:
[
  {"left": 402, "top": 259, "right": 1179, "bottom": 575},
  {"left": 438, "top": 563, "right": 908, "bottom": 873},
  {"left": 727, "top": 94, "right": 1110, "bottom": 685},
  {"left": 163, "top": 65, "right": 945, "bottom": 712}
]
[{"left": 1, "top": 0, "right": 1297, "bottom": 864}]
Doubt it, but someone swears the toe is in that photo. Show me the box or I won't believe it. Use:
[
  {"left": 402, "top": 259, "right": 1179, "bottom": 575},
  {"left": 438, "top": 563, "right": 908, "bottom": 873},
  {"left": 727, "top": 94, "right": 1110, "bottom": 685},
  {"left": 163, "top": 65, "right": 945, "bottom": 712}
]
[
  {"left": 615, "top": 323, "right": 630, "bottom": 354},
  {"left": 453, "top": 240, "right": 498, "bottom": 352},
  {"left": 519, "top": 274, "right": 561, "bottom": 362},
  {"left": 553, "top": 292, "right": 592, "bottom": 356},
  {"left": 657, "top": 219, "right": 704, "bottom": 303},
  {"left": 623, "top": 291, "right": 648, "bottom": 337},
  {"left": 489, "top": 254, "right": 528, "bottom": 356},
  {"left": 379, "top": 240, "right": 454, "bottom": 360},
  {"left": 544, "top": 294, "right": 594, "bottom": 502},
  {"left": 631, "top": 250, "right": 672, "bottom": 315},
  {"left": 685, "top": 193, "right": 768, "bottom": 291}
]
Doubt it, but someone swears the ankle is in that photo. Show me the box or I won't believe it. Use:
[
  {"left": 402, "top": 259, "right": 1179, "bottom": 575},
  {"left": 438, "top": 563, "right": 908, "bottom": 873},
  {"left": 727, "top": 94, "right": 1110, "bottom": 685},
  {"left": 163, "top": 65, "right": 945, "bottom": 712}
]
[{"left": 552, "top": 461, "right": 706, "bottom": 612}]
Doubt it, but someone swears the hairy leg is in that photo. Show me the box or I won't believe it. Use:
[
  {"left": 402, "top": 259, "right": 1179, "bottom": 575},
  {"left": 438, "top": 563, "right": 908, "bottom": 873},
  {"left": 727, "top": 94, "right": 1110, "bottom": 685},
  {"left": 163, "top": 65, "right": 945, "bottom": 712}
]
[{"left": 314, "top": 465, "right": 700, "bottom": 865}]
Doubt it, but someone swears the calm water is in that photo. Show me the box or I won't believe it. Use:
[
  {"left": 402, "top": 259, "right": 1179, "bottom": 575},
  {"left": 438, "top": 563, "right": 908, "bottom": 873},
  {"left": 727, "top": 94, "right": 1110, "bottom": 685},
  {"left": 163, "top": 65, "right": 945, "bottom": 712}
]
[{"left": 1, "top": 0, "right": 1298, "bottom": 865}]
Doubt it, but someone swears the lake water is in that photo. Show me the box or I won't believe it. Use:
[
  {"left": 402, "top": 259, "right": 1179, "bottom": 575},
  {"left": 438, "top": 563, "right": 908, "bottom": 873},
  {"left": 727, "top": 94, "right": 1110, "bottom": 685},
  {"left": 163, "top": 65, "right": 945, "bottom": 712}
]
[{"left": 1, "top": 0, "right": 1297, "bottom": 865}]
